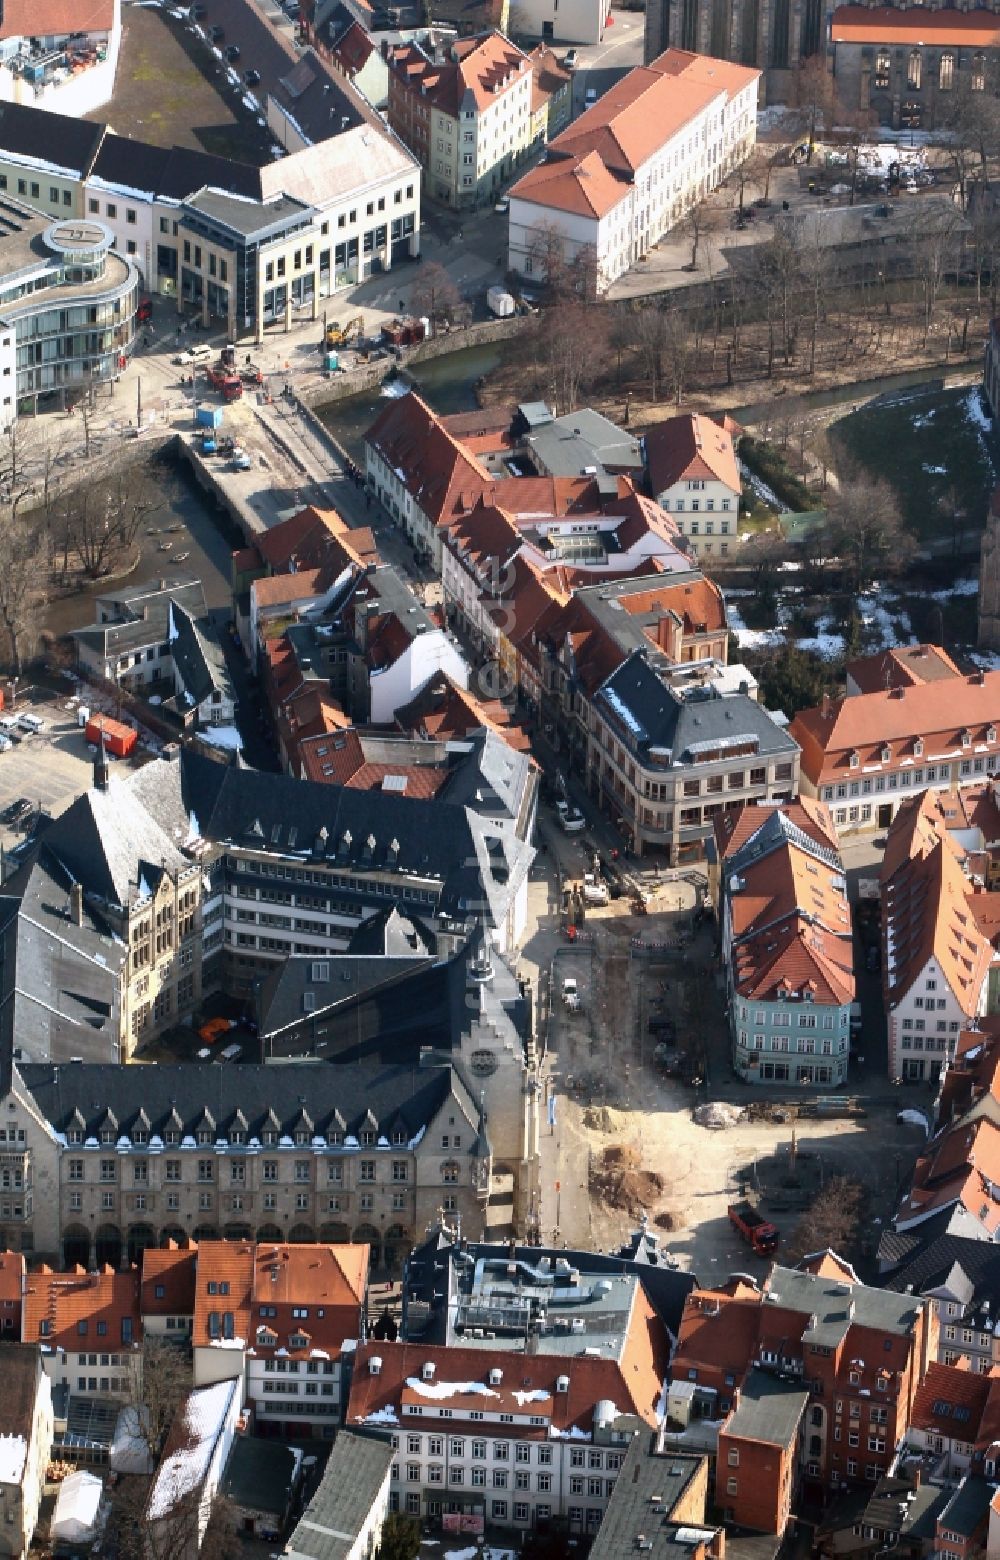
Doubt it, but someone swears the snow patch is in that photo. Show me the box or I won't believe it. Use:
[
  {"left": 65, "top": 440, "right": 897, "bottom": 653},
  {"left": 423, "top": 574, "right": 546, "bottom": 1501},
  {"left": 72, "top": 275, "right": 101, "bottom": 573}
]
[
  {"left": 198, "top": 725, "right": 243, "bottom": 752},
  {"left": 405, "top": 1378, "right": 500, "bottom": 1401},
  {"left": 513, "top": 1389, "right": 551, "bottom": 1406},
  {"left": 358, "top": 1405, "right": 399, "bottom": 1426},
  {"left": 0, "top": 1435, "right": 27, "bottom": 1485}
]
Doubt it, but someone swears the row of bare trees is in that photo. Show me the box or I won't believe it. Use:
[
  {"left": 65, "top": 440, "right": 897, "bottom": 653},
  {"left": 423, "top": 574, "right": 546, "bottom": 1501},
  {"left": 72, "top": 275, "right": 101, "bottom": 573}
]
[{"left": 0, "top": 421, "right": 160, "bottom": 674}]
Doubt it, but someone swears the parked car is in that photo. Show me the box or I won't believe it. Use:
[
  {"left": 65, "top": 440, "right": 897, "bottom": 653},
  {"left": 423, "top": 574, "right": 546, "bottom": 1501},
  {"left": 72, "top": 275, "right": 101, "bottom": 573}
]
[
  {"left": 562, "top": 976, "right": 581, "bottom": 1011},
  {"left": 561, "top": 808, "right": 586, "bottom": 834},
  {"left": 563, "top": 48, "right": 578, "bottom": 67}
]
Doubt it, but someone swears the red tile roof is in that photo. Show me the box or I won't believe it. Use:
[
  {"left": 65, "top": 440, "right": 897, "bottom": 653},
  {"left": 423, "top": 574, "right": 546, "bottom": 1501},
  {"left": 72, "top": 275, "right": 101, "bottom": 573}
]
[
  {"left": 729, "top": 834, "right": 854, "bottom": 1006},
  {"left": 896, "top": 1115, "right": 1000, "bottom": 1233},
  {"left": 192, "top": 1241, "right": 367, "bottom": 1358},
  {"left": 511, "top": 48, "right": 758, "bottom": 217},
  {"left": 645, "top": 412, "right": 741, "bottom": 497},
  {"left": 23, "top": 1266, "right": 141, "bottom": 1354},
  {"left": 882, "top": 837, "right": 993, "bottom": 1017},
  {"left": 331, "top": 18, "right": 376, "bottom": 74},
  {"left": 299, "top": 727, "right": 450, "bottom": 795},
  {"left": 911, "top": 1359, "right": 992, "bottom": 1443},
  {"left": 789, "top": 671, "right": 1000, "bottom": 788},
  {"left": 714, "top": 799, "right": 840, "bottom": 862},
  {"left": 348, "top": 1290, "right": 670, "bottom": 1433},
  {"left": 1, "top": 0, "right": 114, "bottom": 37},
  {"left": 141, "top": 1245, "right": 198, "bottom": 1318},
  {"left": 845, "top": 644, "right": 962, "bottom": 697},
  {"left": 367, "top": 393, "right": 492, "bottom": 530},
  {"left": 832, "top": 5, "right": 1000, "bottom": 45},
  {"left": 393, "top": 671, "right": 533, "bottom": 752},
  {"left": 386, "top": 31, "right": 530, "bottom": 119}
]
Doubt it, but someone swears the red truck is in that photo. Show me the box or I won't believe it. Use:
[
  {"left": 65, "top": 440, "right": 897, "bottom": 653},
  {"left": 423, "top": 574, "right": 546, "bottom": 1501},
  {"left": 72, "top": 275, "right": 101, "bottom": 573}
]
[
  {"left": 206, "top": 364, "right": 243, "bottom": 402},
  {"left": 728, "top": 1201, "right": 780, "bottom": 1255}
]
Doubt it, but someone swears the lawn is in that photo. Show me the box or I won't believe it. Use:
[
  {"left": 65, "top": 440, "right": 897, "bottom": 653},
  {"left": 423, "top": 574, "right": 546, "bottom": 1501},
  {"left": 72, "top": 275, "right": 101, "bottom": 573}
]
[
  {"left": 828, "top": 385, "right": 997, "bottom": 550},
  {"left": 87, "top": 4, "right": 272, "bottom": 164}
]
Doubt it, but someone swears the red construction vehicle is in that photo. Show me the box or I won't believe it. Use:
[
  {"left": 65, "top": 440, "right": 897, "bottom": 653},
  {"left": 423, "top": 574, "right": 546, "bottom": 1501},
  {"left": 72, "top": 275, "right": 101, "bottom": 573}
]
[
  {"left": 206, "top": 363, "right": 243, "bottom": 402},
  {"left": 728, "top": 1201, "right": 780, "bottom": 1255}
]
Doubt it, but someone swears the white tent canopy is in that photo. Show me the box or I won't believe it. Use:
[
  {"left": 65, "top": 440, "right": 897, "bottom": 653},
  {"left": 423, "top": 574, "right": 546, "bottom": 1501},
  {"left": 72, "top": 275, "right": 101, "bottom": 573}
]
[{"left": 52, "top": 1471, "right": 103, "bottom": 1544}]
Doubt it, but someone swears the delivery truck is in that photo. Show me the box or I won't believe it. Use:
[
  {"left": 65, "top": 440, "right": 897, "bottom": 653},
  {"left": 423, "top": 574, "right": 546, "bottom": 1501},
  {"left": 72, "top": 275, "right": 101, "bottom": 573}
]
[{"left": 728, "top": 1201, "right": 780, "bottom": 1255}]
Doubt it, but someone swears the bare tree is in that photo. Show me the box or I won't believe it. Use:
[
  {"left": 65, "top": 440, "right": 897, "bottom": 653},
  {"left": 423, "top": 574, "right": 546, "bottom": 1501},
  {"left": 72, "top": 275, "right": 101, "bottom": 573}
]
[
  {"left": 783, "top": 1176, "right": 866, "bottom": 1266},
  {"left": 823, "top": 469, "right": 912, "bottom": 590},
  {"left": 411, "top": 262, "right": 463, "bottom": 325},
  {"left": 793, "top": 55, "right": 836, "bottom": 160},
  {"left": 127, "top": 1336, "right": 194, "bottom": 1466},
  {"left": 533, "top": 299, "right": 604, "bottom": 412},
  {"left": 0, "top": 507, "right": 44, "bottom": 675},
  {"left": 679, "top": 205, "right": 705, "bottom": 270}
]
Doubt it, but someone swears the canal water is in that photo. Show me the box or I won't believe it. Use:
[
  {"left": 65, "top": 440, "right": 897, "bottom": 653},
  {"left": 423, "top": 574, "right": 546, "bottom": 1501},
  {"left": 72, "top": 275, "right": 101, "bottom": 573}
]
[
  {"left": 41, "top": 453, "right": 241, "bottom": 643},
  {"left": 314, "top": 342, "right": 504, "bottom": 458}
]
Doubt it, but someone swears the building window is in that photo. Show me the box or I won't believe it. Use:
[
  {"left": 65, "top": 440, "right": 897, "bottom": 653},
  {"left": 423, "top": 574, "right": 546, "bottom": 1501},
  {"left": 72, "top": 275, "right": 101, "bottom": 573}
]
[
  {"left": 907, "top": 50, "right": 922, "bottom": 90},
  {"left": 874, "top": 49, "right": 890, "bottom": 89},
  {"left": 939, "top": 51, "right": 954, "bottom": 90}
]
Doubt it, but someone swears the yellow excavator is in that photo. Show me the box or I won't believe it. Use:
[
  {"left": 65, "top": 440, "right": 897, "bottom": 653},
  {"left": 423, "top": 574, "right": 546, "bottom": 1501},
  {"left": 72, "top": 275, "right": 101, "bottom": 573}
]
[{"left": 321, "top": 315, "right": 363, "bottom": 350}]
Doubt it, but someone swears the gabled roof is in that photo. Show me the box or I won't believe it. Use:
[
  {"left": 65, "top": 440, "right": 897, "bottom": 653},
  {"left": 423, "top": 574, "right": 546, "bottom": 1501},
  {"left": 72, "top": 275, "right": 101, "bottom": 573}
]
[
  {"left": 0, "top": 101, "right": 106, "bottom": 179},
  {"left": 42, "top": 778, "right": 189, "bottom": 912},
  {"left": 832, "top": 5, "right": 1000, "bottom": 45},
  {"left": 910, "top": 1359, "right": 993, "bottom": 1443},
  {"left": 727, "top": 823, "right": 854, "bottom": 1006},
  {"left": 845, "top": 643, "right": 962, "bottom": 697},
  {"left": 714, "top": 799, "right": 839, "bottom": 862},
  {"left": 168, "top": 600, "right": 232, "bottom": 709},
  {"left": 895, "top": 1116, "right": 1000, "bottom": 1235},
  {"left": 645, "top": 412, "right": 741, "bottom": 497},
  {"left": 192, "top": 1241, "right": 367, "bottom": 1356},
  {"left": 789, "top": 671, "right": 1000, "bottom": 788},
  {"left": 23, "top": 1266, "right": 140, "bottom": 1353},
  {"left": 365, "top": 392, "right": 491, "bottom": 529},
  {"left": 147, "top": 1380, "right": 239, "bottom": 1522},
  {"left": 141, "top": 1245, "right": 198, "bottom": 1319},
  {"left": 881, "top": 837, "right": 992, "bottom": 1015},
  {"left": 385, "top": 31, "right": 530, "bottom": 118}
]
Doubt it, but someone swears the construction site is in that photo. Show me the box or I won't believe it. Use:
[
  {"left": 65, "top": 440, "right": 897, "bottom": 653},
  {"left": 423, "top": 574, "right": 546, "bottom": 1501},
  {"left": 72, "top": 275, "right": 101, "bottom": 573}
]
[{"left": 529, "top": 814, "right": 929, "bottom": 1283}]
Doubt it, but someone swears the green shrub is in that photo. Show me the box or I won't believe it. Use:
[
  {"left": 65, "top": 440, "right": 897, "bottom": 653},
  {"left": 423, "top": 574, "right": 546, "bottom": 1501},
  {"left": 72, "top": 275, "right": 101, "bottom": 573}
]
[{"left": 741, "top": 436, "right": 814, "bottom": 513}]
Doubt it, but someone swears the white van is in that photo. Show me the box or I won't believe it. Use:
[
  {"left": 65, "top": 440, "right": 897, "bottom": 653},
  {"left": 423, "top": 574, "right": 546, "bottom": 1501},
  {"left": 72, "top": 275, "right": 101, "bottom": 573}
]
[
  {"left": 17, "top": 713, "right": 43, "bottom": 734},
  {"left": 173, "top": 343, "right": 214, "bottom": 366},
  {"left": 0, "top": 715, "right": 17, "bottom": 733}
]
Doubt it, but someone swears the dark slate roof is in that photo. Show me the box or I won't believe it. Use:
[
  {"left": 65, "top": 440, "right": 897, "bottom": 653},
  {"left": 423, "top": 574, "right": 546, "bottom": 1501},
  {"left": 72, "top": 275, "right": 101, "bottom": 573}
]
[
  {"left": 128, "top": 749, "right": 533, "bottom": 932},
  {"left": 346, "top": 905, "right": 437, "bottom": 957},
  {"left": 182, "top": 188, "right": 314, "bottom": 240},
  {"left": 89, "top": 134, "right": 265, "bottom": 203},
  {"left": 221, "top": 1436, "right": 298, "bottom": 1517},
  {"left": 72, "top": 580, "right": 206, "bottom": 660},
  {"left": 42, "top": 779, "right": 189, "bottom": 911},
  {"left": 937, "top": 1475, "right": 993, "bottom": 1540},
  {"left": 284, "top": 1432, "right": 394, "bottom": 1560},
  {"left": 168, "top": 599, "right": 232, "bottom": 709},
  {"left": 876, "top": 1207, "right": 959, "bottom": 1272},
  {"left": 882, "top": 1232, "right": 1000, "bottom": 1310},
  {"left": 269, "top": 48, "right": 368, "bottom": 147},
  {"left": 16, "top": 1057, "right": 477, "bottom": 1144},
  {"left": 725, "top": 1367, "right": 809, "bottom": 1448},
  {"left": 594, "top": 652, "right": 799, "bottom": 766},
  {"left": 589, "top": 1433, "right": 713, "bottom": 1560},
  {"left": 0, "top": 102, "right": 106, "bottom": 176},
  {"left": 256, "top": 943, "right": 461, "bottom": 1057},
  {"left": 9, "top": 850, "right": 123, "bottom": 1069}
]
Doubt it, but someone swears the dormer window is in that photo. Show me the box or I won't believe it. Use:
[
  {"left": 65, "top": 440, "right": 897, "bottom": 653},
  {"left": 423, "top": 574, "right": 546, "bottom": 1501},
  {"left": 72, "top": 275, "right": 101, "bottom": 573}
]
[
  {"left": 100, "top": 1130, "right": 115, "bottom": 1145},
  {"left": 327, "top": 1130, "right": 343, "bottom": 1147},
  {"left": 289, "top": 1332, "right": 310, "bottom": 1350},
  {"left": 989, "top": 727, "right": 997, "bottom": 745},
  {"left": 880, "top": 745, "right": 891, "bottom": 764},
  {"left": 197, "top": 1130, "right": 213, "bottom": 1146},
  {"left": 961, "top": 729, "right": 972, "bottom": 749},
  {"left": 914, "top": 738, "right": 924, "bottom": 758},
  {"left": 257, "top": 1325, "right": 277, "bottom": 1346},
  {"left": 230, "top": 1130, "right": 245, "bottom": 1146},
  {"left": 294, "top": 1131, "right": 309, "bottom": 1146},
  {"left": 849, "top": 752, "right": 860, "bottom": 770},
  {"left": 360, "top": 1130, "right": 376, "bottom": 1147},
  {"left": 262, "top": 1130, "right": 279, "bottom": 1147}
]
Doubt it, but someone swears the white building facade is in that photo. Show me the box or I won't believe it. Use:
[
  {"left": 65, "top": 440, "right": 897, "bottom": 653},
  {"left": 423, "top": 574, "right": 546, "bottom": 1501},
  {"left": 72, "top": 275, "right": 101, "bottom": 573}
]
[{"left": 508, "top": 50, "right": 759, "bottom": 292}]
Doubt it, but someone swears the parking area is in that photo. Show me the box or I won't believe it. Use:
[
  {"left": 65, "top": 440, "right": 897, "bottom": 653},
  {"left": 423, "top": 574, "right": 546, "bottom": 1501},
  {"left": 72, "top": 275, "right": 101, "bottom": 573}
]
[
  {"left": 0, "top": 693, "right": 145, "bottom": 860},
  {"left": 85, "top": 3, "right": 274, "bottom": 163}
]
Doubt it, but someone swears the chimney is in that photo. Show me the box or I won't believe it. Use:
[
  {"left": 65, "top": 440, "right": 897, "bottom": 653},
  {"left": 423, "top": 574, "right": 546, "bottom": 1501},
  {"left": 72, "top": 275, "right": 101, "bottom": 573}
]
[
  {"left": 94, "top": 732, "right": 109, "bottom": 793},
  {"left": 70, "top": 884, "right": 83, "bottom": 927}
]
